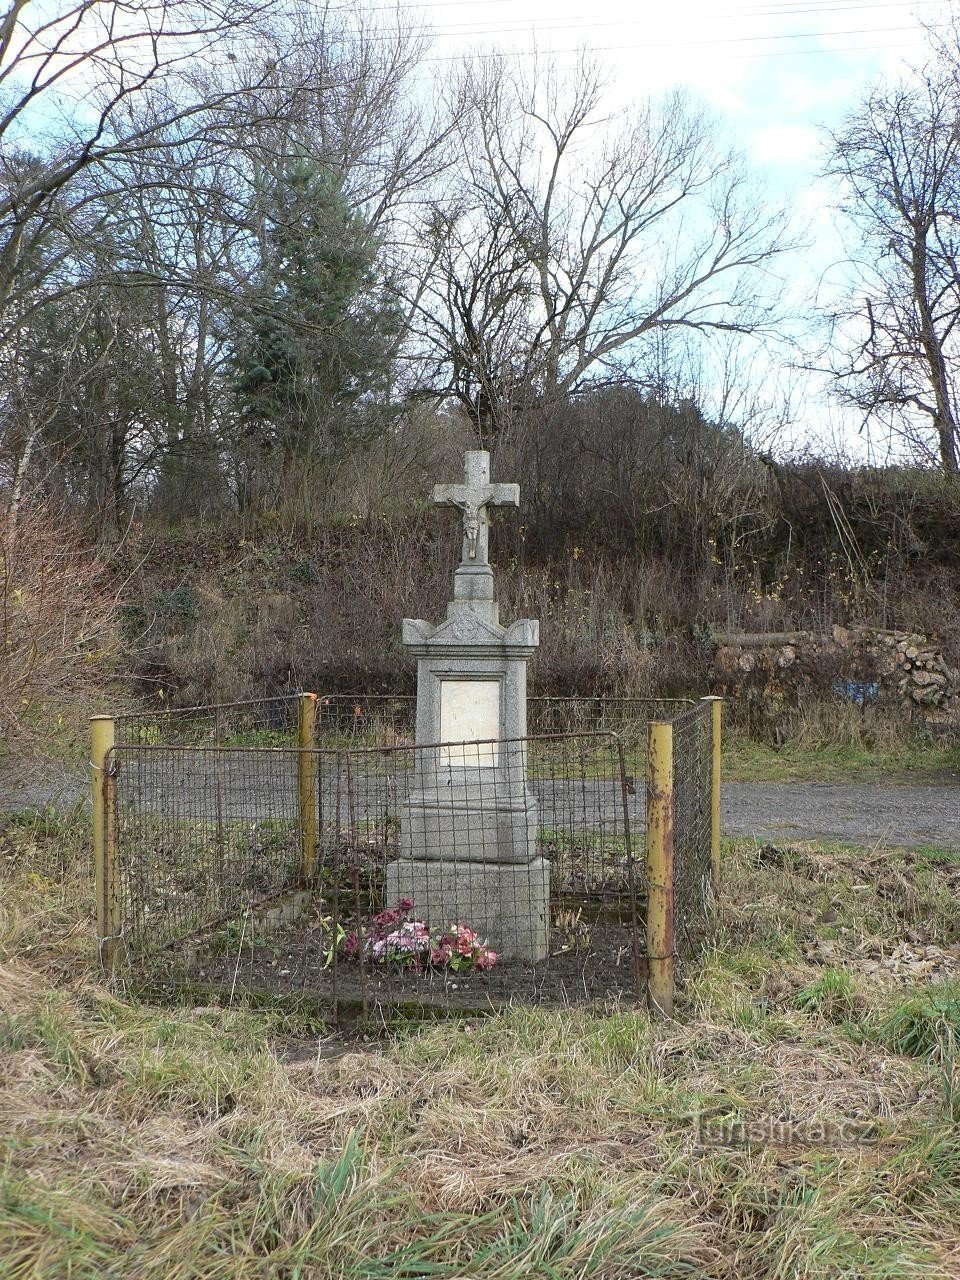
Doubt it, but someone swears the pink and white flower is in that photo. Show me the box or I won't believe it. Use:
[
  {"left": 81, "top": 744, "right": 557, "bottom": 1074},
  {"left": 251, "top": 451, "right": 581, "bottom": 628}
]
[{"left": 344, "top": 898, "right": 499, "bottom": 973}]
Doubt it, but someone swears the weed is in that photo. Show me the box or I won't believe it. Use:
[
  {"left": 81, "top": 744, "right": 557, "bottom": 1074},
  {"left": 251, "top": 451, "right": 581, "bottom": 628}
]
[
  {"left": 4, "top": 823, "right": 960, "bottom": 1277},
  {"left": 794, "top": 968, "right": 860, "bottom": 1022},
  {"left": 875, "top": 984, "right": 960, "bottom": 1059}
]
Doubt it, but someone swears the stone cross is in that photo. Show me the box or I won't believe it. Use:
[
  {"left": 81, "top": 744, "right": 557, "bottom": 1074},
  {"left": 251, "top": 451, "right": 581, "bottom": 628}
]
[{"left": 433, "top": 451, "right": 519, "bottom": 567}]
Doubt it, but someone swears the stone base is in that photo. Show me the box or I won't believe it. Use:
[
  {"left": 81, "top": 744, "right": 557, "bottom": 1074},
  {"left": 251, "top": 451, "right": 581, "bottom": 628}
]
[
  {"left": 400, "top": 789, "right": 538, "bottom": 864},
  {"left": 385, "top": 856, "right": 550, "bottom": 962}
]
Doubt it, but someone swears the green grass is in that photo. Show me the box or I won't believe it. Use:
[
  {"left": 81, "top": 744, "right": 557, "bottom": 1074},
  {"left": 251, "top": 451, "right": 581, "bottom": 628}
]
[
  {"left": 875, "top": 984, "right": 960, "bottom": 1059},
  {"left": 724, "top": 735, "right": 960, "bottom": 783},
  {"left": 793, "top": 968, "right": 860, "bottom": 1022},
  {"left": 3, "top": 814, "right": 960, "bottom": 1277}
]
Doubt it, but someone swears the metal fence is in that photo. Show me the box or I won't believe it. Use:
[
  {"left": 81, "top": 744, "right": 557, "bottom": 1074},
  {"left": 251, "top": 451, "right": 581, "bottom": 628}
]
[
  {"left": 112, "top": 691, "right": 692, "bottom": 758},
  {"left": 309, "top": 694, "right": 694, "bottom": 752},
  {"left": 114, "top": 695, "right": 301, "bottom": 748},
  {"left": 98, "top": 733, "right": 642, "bottom": 1018},
  {"left": 91, "top": 694, "right": 720, "bottom": 1019},
  {"left": 668, "top": 702, "right": 716, "bottom": 963}
]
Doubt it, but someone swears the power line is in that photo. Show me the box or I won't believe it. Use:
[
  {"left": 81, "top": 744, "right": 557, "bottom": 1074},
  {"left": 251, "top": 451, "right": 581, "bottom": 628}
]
[
  {"left": 423, "top": 17, "right": 931, "bottom": 42},
  {"left": 310, "top": 1, "right": 950, "bottom": 52},
  {"left": 332, "top": 0, "right": 949, "bottom": 16},
  {"left": 420, "top": 34, "right": 920, "bottom": 63},
  {"left": 416, "top": 24, "right": 922, "bottom": 51},
  {"left": 419, "top": 0, "right": 950, "bottom": 34}
]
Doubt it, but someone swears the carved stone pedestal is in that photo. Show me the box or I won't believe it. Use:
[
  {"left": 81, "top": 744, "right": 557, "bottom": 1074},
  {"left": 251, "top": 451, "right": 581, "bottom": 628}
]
[{"left": 385, "top": 857, "right": 550, "bottom": 963}]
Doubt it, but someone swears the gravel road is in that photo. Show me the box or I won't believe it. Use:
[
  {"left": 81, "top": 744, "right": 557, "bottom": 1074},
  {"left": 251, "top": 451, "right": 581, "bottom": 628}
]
[
  {"left": 720, "top": 781, "right": 959, "bottom": 848},
  {"left": 4, "top": 764, "right": 959, "bottom": 849}
]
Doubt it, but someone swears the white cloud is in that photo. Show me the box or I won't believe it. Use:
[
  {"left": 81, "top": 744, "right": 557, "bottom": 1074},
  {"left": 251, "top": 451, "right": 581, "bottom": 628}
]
[{"left": 747, "top": 123, "right": 823, "bottom": 167}]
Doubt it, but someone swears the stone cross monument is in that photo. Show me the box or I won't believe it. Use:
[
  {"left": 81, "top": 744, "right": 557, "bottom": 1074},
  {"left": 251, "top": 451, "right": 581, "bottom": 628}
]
[
  {"left": 385, "top": 450, "right": 548, "bottom": 961},
  {"left": 432, "top": 451, "right": 519, "bottom": 622}
]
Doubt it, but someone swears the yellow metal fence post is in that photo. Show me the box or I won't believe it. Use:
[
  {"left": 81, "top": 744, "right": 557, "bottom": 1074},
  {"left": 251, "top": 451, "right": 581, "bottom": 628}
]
[
  {"left": 90, "top": 715, "right": 119, "bottom": 970},
  {"left": 298, "top": 693, "right": 318, "bottom": 881},
  {"left": 646, "top": 719, "right": 675, "bottom": 1018},
  {"left": 701, "top": 696, "right": 723, "bottom": 893}
]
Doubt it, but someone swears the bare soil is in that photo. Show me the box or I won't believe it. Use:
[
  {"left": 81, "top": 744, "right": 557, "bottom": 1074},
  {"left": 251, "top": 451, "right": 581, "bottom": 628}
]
[{"left": 157, "top": 914, "right": 647, "bottom": 1020}]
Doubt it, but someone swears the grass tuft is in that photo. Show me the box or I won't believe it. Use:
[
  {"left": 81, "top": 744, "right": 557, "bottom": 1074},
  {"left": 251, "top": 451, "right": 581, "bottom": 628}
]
[
  {"left": 876, "top": 984, "right": 960, "bottom": 1059},
  {"left": 793, "top": 968, "right": 860, "bottom": 1023}
]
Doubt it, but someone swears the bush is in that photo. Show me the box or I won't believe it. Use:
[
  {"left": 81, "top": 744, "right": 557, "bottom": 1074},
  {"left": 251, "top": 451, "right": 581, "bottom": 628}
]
[{"left": 0, "top": 499, "right": 119, "bottom": 753}]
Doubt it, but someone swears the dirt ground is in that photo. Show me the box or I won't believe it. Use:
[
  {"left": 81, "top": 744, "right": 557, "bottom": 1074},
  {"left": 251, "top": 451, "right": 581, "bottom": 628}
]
[{"left": 140, "top": 911, "right": 648, "bottom": 1020}]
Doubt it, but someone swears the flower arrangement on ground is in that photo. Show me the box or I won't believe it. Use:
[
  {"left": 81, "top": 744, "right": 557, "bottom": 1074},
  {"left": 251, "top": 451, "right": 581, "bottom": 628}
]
[{"left": 342, "top": 898, "right": 498, "bottom": 972}]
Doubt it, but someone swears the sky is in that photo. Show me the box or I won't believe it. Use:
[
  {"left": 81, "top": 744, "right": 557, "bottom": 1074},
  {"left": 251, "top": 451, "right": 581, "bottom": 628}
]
[
  {"left": 403, "top": 0, "right": 956, "bottom": 459},
  {"left": 10, "top": 0, "right": 952, "bottom": 459}
]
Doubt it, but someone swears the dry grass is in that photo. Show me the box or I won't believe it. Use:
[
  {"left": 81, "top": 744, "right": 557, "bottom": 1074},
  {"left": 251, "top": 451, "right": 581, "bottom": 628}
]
[
  {"left": 724, "top": 698, "right": 960, "bottom": 782},
  {"left": 0, "top": 501, "right": 120, "bottom": 758},
  {"left": 2, "top": 812, "right": 960, "bottom": 1278}
]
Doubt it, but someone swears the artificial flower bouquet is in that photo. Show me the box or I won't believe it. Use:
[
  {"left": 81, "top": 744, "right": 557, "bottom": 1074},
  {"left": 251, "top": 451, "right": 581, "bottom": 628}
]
[{"left": 342, "top": 898, "right": 498, "bottom": 972}]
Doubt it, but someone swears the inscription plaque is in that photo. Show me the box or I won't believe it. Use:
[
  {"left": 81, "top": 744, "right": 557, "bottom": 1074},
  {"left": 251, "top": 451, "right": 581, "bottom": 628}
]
[{"left": 439, "top": 679, "right": 500, "bottom": 766}]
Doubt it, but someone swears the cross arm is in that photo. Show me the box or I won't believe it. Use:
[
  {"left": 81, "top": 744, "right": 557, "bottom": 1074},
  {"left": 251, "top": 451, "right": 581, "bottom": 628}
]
[
  {"left": 487, "top": 483, "right": 519, "bottom": 508},
  {"left": 432, "top": 482, "right": 520, "bottom": 508},
  {"left": 432, "top": 483, "right": 469, "bottom": 507}
]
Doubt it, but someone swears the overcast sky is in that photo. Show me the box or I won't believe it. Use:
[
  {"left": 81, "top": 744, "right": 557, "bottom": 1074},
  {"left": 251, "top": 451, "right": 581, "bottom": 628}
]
[{"left": 407, "top": 0, "right": 954, "bottom": 459}]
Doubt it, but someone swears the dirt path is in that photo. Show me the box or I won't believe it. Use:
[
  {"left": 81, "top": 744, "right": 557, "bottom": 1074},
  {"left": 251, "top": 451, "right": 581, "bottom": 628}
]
[{"left": 3, "top": 761, "right": 959, "bottom": 850}]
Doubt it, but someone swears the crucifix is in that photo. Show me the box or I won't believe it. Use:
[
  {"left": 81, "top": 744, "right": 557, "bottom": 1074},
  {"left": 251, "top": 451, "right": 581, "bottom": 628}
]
[
  {"left": 396, "top": 445, "right": 544, "bottom": 961},
  {"left": 433, "top": 450, "right": 519, "bottom": 568}
]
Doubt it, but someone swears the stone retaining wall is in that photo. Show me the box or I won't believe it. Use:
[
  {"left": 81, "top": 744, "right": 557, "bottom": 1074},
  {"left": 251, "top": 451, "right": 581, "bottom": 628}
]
[{"left": 712, "top": 625, "right": 960, "bottom": 730}]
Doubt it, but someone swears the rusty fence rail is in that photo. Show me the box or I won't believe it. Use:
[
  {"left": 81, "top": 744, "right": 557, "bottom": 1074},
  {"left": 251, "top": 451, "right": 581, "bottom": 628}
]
[
  {"left": 113, "top": 694, "right": 303, "bottom": 748},
  {"left": 92, "top": 696, "right": 721, "bottom": 1016},
  {"left": 111, "top": 691, "right": 698, "bottom": 756},
  {"left": 309, "top": 693, "right": 695, "bottom": 751}
]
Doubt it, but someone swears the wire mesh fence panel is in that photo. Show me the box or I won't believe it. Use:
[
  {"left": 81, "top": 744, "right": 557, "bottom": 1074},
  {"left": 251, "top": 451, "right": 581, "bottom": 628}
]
[
  {"left": 309, "top": 695, "right": 695, "bottom": 751},
  {"left": 527, "top": 697, "right": 693, "bottom": 750},
  {"left": 314, "top": 695, "right": 416, "bottom": 749},
  {"left": 103, "top": 698, "right": 718, "bottom": 1013},
  {"left": 317, "top": 734, "right": 645, "bottom": 1015},
  {"left": 107, "top": 734, "right": 644, "bottom": 1016},
  {"left": 114, "top": 696, "right": 301, "bottom": 749},
  {"left": 110, "top": 745, "right": 303, "bottom": 989},
  {"left": 665, "top": 702, "right": 715, "bottom": 965},
  {"left": 311, "top": 694, "right": 693, "bottom": 777}
]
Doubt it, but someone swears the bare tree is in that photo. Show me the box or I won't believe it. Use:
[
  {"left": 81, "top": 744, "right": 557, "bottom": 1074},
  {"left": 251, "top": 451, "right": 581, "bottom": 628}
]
[
  {"left": 824, "top": 71, "right": 960, "bottom": 472},
  {"left": 407, "top": 53, "right": 791, "bottom": 447},
  {"left": 0, "top": 0, "right": 278, "bottom": 323},
  {"left": 0, "top": 1, "right": 450, "bottom": 527}
]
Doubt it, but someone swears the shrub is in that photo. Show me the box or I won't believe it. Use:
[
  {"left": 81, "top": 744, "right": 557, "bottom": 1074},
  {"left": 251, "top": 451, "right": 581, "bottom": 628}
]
[{"left": 0, "top": 498, "right": 118, "bottom": 752}]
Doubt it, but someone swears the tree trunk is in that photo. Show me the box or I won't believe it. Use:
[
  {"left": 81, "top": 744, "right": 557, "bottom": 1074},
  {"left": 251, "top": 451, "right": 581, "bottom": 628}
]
[
  {"left": 913, "top": 231, "right": 959, "bottom": 472},
  {"left": 6, "top": 413, "right": 38, "bottom": 551}
]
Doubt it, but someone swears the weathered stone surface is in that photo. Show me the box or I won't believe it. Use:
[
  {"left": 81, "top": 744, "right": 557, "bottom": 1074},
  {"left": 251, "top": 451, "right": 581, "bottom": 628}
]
[
  {"left": 433, "top": 450, "right": 519, "bottom": 569},
  {"left": 253, "top": 889, "right": 310, "bottom": 931},
  {"left": 399, "top": 787, "right": 538, "bottom": 865},
  {"left": 396, "top": 449, "right": 548, "bottom": 961},
  {"left": 385, "top": 857, "right": 550, "bottom": 962},
  {"left": 710, "top": 624, "right": 959, "bottom": 727}
]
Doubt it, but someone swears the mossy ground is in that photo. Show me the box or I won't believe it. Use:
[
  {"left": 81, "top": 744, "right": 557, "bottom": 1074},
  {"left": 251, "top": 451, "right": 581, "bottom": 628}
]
[{"left": 2, "top": 809, "right": 960, "bottom": 1278}]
